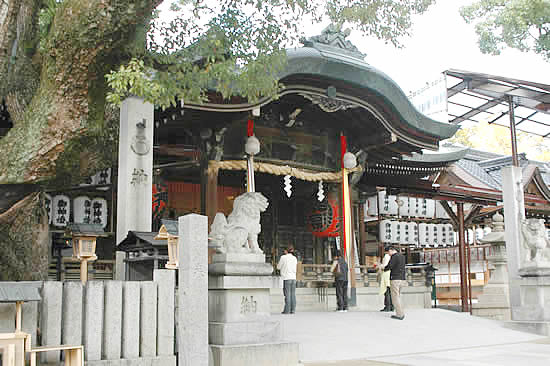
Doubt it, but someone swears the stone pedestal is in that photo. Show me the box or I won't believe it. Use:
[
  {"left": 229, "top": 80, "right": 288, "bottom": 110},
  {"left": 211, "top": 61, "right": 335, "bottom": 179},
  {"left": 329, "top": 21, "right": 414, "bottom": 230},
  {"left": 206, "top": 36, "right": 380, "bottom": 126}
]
[
  {"left": 501, "top": 167, "right": 550, "bottom": 335},
  {"left": 472, "top": 214, "right": 511, "bottom": 321},
  {"left": 504, "top": 275, "right": 550, "bottom": 336},
  {"left": 208, "top": 253, "right": 299, "bottom": 366}
]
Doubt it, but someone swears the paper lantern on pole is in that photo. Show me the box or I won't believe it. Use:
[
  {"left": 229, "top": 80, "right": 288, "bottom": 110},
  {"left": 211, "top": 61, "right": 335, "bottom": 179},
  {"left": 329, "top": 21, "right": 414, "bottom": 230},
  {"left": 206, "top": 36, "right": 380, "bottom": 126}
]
[
  {"left": 409, "top": 197, "right": 418, "bottom": 217},
  {"left": 397, "top": 196, "right": 410, "bottom": 217},
  {"left": 44, "top": 193, "right": 52, "bottom": 225},
  {"left": 343, "top": 152, "right": 357, "bottom": 169},
  {"left": 91, "top": 198, "right": 108, "bottom": 229},
  {"left": 53, "top": 195, "right": 70, "bottom": 227},
  {"left": 366, "top": 195, "right": 378, "bottom": 216},
  {"left": 379, "top": 219, "right": 393, "bottom": 243},
  {"left": 400, "top": 221, "right": 410, "bottom": 244},
  {"left": 418, "top": 223, "right": 429, "bottom": 247},
  {"left": 93, "top": 168, "right": 112, "bottom": 185},
  {"left": 74, "top": 196, "right": 92, "bottom": 224}
]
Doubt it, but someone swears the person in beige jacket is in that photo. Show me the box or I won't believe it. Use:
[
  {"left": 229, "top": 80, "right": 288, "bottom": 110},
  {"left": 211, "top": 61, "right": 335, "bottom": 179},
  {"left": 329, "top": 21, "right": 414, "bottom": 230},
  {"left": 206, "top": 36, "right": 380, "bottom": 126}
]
[{"left": 378, "top": 246, "right": 393, "bottom": 312}]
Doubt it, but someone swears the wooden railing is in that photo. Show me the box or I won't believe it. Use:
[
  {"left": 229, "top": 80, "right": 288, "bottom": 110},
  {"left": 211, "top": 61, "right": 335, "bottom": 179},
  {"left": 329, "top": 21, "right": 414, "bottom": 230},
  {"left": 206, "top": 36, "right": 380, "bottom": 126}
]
[
  {"left": 48, "top": 259, "right": 115, "bottom": 281},
  {"left": 295, "top": 262, "right": 432, "bottom": 287}
]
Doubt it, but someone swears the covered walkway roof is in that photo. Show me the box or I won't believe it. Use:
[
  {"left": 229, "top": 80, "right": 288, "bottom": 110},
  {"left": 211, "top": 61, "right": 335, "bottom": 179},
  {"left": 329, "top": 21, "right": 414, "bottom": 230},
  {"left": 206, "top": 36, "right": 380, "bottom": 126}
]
[{"left": 445, "top": 69, "right": 550, "bottom": 137}]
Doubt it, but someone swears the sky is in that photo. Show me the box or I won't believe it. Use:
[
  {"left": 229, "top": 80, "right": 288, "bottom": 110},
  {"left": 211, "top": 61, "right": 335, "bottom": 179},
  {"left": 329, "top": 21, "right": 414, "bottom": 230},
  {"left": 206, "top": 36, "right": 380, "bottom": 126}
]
[
  {"left": 326, "top": 0, "right": 549, "bottom": 95},
  {"left": 156, "top": 0, "right": 550, "bottom": 159},
  {"left": 157, "top": 0, "right": 549, "bottom": 94}
]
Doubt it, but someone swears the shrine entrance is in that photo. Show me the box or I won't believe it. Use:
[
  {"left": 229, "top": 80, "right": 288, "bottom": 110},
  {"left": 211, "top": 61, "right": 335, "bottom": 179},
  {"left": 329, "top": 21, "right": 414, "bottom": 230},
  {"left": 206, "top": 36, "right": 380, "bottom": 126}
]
[
  {"left": 146, "top": 26, "right": 459, "bottom": 282},
  {"left": 210, "top": 169, "right": 339, "bottom": 268}
]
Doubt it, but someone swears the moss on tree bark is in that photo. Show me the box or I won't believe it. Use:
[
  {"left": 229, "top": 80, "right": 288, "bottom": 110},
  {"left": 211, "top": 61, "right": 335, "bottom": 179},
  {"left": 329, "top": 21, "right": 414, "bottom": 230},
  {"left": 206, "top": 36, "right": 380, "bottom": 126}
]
[{"left": 0, "top": 0, "right": 160, "bottom": 280}]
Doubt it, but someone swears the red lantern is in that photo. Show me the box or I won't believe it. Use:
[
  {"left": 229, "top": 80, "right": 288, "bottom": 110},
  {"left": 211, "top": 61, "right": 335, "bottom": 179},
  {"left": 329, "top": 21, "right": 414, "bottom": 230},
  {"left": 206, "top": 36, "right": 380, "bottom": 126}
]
[{"left": 307, "top": 197, "right": 341, "bottom": 237}]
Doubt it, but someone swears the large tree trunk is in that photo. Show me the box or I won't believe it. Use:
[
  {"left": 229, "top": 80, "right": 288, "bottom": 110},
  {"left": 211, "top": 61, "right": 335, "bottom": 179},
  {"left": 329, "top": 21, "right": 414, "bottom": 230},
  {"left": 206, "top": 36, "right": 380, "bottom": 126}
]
[
  {"left": 0, "top": 192, "right": 49, "bottom": 280},
  {"left": 0, "top": 0, "right": 162, "bottom": 279},
  {"left": 0, "top": 0, "right": 160, "bottom": 184}
]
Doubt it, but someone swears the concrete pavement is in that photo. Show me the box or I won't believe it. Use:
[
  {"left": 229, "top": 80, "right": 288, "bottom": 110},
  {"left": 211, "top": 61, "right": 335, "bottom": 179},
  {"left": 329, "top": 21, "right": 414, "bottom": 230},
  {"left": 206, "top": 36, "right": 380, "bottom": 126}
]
[{"left": 273, "top": 309, "right": 550, "bottom": 366}]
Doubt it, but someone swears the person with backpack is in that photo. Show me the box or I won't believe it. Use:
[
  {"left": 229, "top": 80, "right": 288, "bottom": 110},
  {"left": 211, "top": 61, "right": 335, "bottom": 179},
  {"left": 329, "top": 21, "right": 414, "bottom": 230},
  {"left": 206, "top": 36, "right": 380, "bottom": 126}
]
[{"left": 331, "top": 251, "right": 348, "bottom": 312}]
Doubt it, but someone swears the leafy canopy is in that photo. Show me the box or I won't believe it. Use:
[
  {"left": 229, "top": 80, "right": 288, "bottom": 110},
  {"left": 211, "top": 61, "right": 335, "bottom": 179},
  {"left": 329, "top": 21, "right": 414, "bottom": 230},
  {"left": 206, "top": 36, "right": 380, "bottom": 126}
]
[
  {"left": 448, "top": 121, "right": 550, "bottom": 161},
  {"left": 106, "top": 0, "right": 436, "bottom": 109},
  {"left": 460, "top": 0, "right": 550, "bottom": 60}
]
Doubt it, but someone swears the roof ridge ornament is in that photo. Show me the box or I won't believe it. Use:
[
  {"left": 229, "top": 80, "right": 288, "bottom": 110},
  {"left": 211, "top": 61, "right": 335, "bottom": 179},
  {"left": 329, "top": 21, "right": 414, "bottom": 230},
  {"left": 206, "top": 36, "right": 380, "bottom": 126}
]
[{"left": 301, "top": 24, "right": 366, "bottom": 61}]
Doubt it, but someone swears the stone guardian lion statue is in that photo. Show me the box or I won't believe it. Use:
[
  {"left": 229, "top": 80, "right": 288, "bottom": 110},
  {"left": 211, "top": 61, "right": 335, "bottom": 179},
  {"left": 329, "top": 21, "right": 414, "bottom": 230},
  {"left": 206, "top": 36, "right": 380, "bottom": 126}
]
[
  {"left": 521, "top": 218, "right": 550, "bottom": 263},
  {"left": 209, "top": 192, "right": 269, "bottom": 254}
]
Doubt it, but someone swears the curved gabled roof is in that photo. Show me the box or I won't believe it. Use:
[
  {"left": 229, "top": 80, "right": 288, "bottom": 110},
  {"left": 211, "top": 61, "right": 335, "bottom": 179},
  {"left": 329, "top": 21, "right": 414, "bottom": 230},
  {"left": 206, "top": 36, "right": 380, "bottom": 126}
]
[
  {"left": 181, "top": 26, "right": 459, "bottom": 152},
  {"left": 281, "top": 45, "right": 458, "bottom": 144}
]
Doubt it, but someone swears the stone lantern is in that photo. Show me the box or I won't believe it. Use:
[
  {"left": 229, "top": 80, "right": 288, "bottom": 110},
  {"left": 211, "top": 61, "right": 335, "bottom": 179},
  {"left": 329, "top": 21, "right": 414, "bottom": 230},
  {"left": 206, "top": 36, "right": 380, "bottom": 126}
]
[
  {"left": 472, "top": 212, "right": 511, "bottom": 320},
  {"left": 155, "top": 220, "right": 179, "bottom": 269},
  {"left": 66, "top": 223, "right": 105, "bottom": 284}
]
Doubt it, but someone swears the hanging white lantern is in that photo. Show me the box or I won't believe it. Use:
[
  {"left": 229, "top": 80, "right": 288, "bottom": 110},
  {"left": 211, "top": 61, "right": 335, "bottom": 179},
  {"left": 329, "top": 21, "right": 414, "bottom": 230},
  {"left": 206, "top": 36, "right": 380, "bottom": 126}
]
[
  {"left": 400, "top": 221, "right": 410, "bottom": 244},
  {"left": 44, "top": 193, "right": 52, "bottom": 225},
  {"left": 91, "top": 198, "right": 108, "bottom": 229},
  {"left": 283, "top": 175, "right": 292, "bottom": 197},
  {"left": 397, "top": 196, "right": 410, "bottom": 216},
  {"left": 74, "top": 196, "right": 92, "bottom": 224},
  {"left": 52, "top": 195, "right": 71, "bottom": 227},
  {"left": 391, "top": 221, "right": 401, "bottom": 243},
  {"left": 418, "top": 223, "right": 429, "bottom": 247},
  {"left": 317, "top": 181, "right": 325, "bottom": 202},
  {"left": 379, "top": 219, "right": 393, "bottom": 243},
  {"left": 93, "top": 168, "right": 111, "bottom": 185}
]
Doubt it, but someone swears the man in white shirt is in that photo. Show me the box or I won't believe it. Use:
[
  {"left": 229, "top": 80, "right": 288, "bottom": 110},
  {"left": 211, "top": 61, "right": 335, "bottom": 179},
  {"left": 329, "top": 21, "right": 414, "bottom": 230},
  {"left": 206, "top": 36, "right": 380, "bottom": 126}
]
[{"left": 277, "top": 247, "right": 298, "bottom": 314}]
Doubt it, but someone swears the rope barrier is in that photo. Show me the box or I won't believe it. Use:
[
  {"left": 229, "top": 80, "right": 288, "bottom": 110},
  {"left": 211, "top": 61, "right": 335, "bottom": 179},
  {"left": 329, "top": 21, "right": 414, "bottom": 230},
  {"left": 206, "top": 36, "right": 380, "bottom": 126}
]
[{"left": 209, "top": 160, "right": 362, "bottom": 182}]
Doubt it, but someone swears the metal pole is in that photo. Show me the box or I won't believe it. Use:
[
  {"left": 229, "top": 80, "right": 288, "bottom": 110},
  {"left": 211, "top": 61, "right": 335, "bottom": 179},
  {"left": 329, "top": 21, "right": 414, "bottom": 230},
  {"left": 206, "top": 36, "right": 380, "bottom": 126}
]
[
  {"left": 457, "top": 202, "right": 468, "bottom": 312},
  {"left": 508, "top": 95, "right": 519, "bottom": 167},
  {"left": 466, "top": 229, "right": 473, "bottom": 314},
  {"left": 247, "top": 155, "right": 255, "bottom": 192}
]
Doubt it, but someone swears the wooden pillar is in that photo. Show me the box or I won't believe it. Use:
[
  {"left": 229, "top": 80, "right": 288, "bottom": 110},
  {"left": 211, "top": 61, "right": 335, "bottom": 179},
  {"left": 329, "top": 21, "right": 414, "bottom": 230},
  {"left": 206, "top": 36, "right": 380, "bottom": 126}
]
[
  {"left": 15, "top": 301, "right": 22, "bottom": 332},
  {"left": 206, "top": 162, "right": 219, "bottom": 227},
  {"left": 457, "top": 202, "right": 468, "bottom": 312},
  {"left": 358, "top": 204, "right": 366, "bottom": 264},
  {"left": 200, "top": 157, "right": 207, "bottom": 216}
]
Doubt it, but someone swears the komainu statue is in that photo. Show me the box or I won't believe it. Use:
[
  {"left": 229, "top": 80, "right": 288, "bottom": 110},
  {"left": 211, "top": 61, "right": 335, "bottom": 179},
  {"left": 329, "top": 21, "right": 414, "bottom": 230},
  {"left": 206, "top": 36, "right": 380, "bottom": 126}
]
[
  {"left": 209, "top": 192, "right": 269, "bottom": 254},
  {"left": 521, "top": 218, "right": 550, "bottom": 263}
]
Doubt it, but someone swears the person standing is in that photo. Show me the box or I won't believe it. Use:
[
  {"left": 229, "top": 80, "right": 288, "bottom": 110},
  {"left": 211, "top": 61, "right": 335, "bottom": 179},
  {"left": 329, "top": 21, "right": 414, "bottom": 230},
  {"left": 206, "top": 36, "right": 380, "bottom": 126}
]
[
  {"left": 277, "top": 246, "right": 297, "bottom": 314},
  {"left": 331, "top": 251, "right": 349, "bottom": 312},
  {"left": 378, "top": 246, "right": 393, "bottom": 312},
  {"left": 384, "top": 246, "right": 406, "bottom": 320}
]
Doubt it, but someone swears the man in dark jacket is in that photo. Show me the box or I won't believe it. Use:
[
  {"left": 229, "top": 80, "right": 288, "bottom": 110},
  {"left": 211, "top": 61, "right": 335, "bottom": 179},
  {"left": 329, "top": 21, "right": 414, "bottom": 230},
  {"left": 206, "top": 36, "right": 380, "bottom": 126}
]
[
  {"left": 331, "top": 251, "right": 349, "bottom": 312},
  {"left": 384, "top": 246, "right": 406, "bottom": 320}
]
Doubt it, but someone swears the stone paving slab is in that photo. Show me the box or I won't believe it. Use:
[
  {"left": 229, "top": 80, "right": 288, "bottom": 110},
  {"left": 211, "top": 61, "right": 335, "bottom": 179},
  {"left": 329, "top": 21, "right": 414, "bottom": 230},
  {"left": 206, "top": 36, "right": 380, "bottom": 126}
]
[
  {"left": 372, "top": 341, "right": 550, "bottom": 366},
  {"left": 275, "top": 309, "right": 547, "bottom": 365},
  {"left": 302, "top": 361, "right": 403, "bottom": 366}
]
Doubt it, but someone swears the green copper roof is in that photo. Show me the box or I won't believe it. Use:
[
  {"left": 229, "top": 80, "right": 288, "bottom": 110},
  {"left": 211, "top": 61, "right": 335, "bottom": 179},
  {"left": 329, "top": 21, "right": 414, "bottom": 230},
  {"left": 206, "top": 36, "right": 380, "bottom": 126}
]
[{"left": 280, "top": 44, "right": 458, "bottom": 142}]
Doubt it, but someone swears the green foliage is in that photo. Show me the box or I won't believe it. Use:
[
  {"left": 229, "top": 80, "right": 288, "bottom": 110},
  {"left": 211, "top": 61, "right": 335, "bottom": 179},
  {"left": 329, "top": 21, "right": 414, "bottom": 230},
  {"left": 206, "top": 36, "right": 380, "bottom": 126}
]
[
  {"left": 38, "top": 0, "right": 62, "bottom": 53},
  {"left": 106, "top": 0, "right": 436, "bottom": 108},
  {"left": 461, "top": 0, "right": 550, "bottom": 60},
  {"left": 447, "top": 121, "right": 550, "bottom": 161}
]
